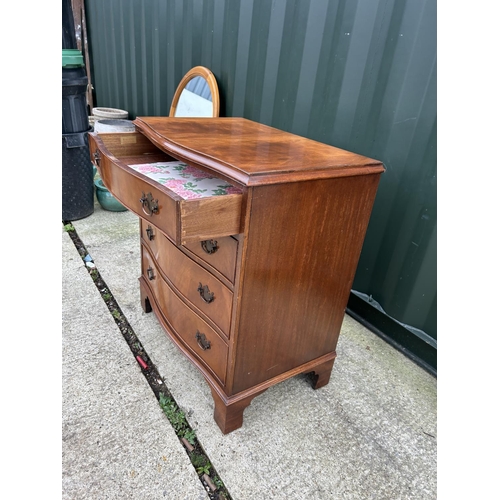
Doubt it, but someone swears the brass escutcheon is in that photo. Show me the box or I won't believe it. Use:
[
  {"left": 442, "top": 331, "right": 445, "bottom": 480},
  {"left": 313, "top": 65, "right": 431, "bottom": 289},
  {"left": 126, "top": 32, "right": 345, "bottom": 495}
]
[
  {"left": 147, "top": 267, "right": 155, "bottom": 280},
  {"left": 197, "top": 283, "right": 214, "bottom": 303},
  {"left": 195, "top": 331, "right": 211, "bottom": 350},
  {"left": 93, "top": 150, "right": 100, "bottom": 167},
  {"left": 201, "top": 239, "right": 219, "bottom": 254}
]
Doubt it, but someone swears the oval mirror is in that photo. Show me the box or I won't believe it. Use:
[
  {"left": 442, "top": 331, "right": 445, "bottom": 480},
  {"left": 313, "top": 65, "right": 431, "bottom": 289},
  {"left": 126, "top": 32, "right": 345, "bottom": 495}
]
[{"left": 170, "top": 66, "right": 220, "bottom": 117}]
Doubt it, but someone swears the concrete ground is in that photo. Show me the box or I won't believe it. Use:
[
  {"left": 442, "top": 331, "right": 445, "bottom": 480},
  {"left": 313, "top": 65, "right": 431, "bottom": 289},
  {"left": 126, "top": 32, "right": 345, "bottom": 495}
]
[{"left": 62, "top": 200, "right": 437, "bottom": 500}]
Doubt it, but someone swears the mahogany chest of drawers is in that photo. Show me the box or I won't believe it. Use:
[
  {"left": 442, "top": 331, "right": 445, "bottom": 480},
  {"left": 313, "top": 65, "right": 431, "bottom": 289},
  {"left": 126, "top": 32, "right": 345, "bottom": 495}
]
[{"left": 89, "top": 117, "right": 384, "bottom": 434}]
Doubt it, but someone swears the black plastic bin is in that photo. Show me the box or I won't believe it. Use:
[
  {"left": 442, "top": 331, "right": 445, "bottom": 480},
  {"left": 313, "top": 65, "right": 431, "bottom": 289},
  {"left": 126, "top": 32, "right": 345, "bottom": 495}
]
[
  {"left": 62, "top": 128, "right": 94, "bottom": 221},
  {"left": 62, "top": 50, "right": 89, "bottom": 134}
]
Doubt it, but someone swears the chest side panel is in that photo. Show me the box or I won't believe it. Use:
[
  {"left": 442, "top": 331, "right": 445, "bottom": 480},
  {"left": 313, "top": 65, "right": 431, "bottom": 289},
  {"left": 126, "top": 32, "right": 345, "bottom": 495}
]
[{"left": 231, "top": 174, "right": 382, "bottom": 394}]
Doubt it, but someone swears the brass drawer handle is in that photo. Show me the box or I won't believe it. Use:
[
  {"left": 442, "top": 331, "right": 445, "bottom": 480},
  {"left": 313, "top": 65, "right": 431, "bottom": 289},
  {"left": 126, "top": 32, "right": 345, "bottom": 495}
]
[
  {"left": 140, "top": 192, "right": 159, "bottom": 216},
  {"left": 201, "top": 239, "right": 218, "bottom": 254},
  {"left": 147, "top": 266, "right": 155, "bottom": 280},
  {"left": 93, "top": 150, "right": 100, "bottom": 167},
  {"left": 197, "top": 283, "right": 214, "bottom": 303},
  {"left": 146, "top": 224, "right": 154, "bottom": 241},
  {"left": 195, "top": 331, "right": 211, "bottom": 350}
]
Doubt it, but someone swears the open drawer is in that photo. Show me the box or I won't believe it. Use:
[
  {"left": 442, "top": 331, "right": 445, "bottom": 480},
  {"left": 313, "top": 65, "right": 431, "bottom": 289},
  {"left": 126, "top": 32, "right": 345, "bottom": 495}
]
[{"left": 88, "top": 132, "right": 243, "bottom": 245}]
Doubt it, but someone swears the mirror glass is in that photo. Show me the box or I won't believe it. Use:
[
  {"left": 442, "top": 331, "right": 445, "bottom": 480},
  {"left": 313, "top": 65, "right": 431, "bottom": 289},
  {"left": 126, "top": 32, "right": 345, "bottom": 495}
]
[
  {"left": 170, "top": 67, "right": 220, "bottom": 117},
  {"left": 175, "top": 76, "right": 213, "bottom": 117}
]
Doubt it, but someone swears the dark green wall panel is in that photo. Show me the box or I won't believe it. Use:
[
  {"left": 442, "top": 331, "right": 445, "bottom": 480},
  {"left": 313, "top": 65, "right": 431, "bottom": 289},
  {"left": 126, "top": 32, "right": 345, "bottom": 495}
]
[{"left": 85, "top": 0, "right": 437, "bottom": 367}]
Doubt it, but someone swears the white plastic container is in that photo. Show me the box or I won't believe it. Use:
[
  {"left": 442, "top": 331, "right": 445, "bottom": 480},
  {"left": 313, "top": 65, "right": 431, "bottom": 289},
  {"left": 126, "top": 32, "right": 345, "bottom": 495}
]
[
  {"left": 94, "top": 119, "right": 135, "bottom": 133},
  {"left": 92, "top": 107, "right": 128, "bottom": 120}
]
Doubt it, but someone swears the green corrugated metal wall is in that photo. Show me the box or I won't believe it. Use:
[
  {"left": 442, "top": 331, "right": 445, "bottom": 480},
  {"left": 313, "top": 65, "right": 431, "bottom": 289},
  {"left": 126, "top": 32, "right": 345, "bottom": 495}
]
[{"left": 85, "top": 0, "right": 437, "bottom": 371}]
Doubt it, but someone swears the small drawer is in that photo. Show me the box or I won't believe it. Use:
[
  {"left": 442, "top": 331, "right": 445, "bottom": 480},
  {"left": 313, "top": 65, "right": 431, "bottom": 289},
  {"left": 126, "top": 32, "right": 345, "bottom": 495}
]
[
  {"left": 183, "top": 236, "right": 238, "bottom": 283},
  {"left": 89, "top": 131, "right": 243, "bottom": 245},
  {"left": 140, "top": 221, "right": 233, "bottom": 338},
  {"left": 141, "top": 247, "right": 228, "bottom": 384}
]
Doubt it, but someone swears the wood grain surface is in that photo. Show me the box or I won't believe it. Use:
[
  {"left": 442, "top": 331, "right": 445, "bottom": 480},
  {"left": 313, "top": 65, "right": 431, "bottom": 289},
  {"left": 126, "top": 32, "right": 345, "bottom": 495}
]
[{"left": 134, "top": 117, "right": 385, "bottom": 186}]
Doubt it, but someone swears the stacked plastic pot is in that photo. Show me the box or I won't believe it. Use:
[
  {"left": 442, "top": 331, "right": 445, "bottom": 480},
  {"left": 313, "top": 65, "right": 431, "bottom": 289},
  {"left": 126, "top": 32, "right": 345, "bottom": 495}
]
[{"left": 62, "top": 49, "right": 94, "bottom": 220}]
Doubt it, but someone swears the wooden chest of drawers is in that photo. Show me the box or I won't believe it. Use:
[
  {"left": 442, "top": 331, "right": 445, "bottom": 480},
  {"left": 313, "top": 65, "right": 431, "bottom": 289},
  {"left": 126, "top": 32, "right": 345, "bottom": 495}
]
[{"left": 89, "top": 117, "right": 384, "bottom": 434}]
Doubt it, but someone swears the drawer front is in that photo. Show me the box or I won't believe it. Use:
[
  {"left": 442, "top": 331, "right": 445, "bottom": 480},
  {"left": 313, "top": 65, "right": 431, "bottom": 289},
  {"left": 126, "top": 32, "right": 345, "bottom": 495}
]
[
  {"left": 183, "top": 237, "right": 238, "bottom": 283},
  {"left": 118, "top": 161, "right": 179, "bottom": 238},
  {"left": 142, "top": 247, "right": 228, "bottom": 384},
  {"left": 89, "top": 132, "right": 243, "bottom": 245},
  {"left": 140, "top": 220, "right": 233, "bottom": 338}
]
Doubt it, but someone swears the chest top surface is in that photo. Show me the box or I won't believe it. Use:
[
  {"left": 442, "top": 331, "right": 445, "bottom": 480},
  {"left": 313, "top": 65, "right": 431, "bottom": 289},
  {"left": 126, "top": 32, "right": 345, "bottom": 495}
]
[{"left": 133, "top": 117, "right": 384, "bottom": 186}]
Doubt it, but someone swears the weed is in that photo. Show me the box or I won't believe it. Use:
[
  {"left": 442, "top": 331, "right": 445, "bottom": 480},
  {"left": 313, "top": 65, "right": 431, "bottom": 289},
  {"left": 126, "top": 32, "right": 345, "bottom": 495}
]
[
  {"left": 63, "top": 223, "right": 75, "bottom": 232},
  {"left": 191, "top": 453, "right": 211, "bottom": 475},
  {"left": 159, "top": 393, "right": 197, "bottom": 445},
  {"left": 103, "top": 292, "right": 112, "bottom": 301},
  {"left": 112, "top": 309, "right": 121, "bottom": 319},
  {"left": 197, "top": 463, "right": 211, "bottom": 475},
  {"left": 183, "top": 429, "right": 197, "bottom": 446}
]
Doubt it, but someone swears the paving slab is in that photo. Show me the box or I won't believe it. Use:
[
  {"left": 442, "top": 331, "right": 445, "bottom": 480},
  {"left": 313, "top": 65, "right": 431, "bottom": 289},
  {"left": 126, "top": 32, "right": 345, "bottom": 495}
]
[
  {"left": 62, "top": 215, "right": 208, "bottom": 500},
  {"left": 68, "top": 201, "right": 437, "bottom": 499}
]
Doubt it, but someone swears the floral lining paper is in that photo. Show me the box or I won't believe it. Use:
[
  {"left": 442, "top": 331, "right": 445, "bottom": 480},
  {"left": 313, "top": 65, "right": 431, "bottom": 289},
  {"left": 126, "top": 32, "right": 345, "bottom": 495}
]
[{"left": 129, "top": 161, "right": 242, "bottom": 200}]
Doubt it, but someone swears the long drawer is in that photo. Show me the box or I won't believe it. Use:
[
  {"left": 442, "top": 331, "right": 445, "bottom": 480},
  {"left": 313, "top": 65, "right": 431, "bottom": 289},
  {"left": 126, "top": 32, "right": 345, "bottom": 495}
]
[
  {"left": 140, "top": 219, "right": 233, "bottom": 338},
  {"left": 88, "top": 131, "right": 243, "bottom": 245},
  {"left": 141, "top": 245, "right": 228, "bottom": 385}
]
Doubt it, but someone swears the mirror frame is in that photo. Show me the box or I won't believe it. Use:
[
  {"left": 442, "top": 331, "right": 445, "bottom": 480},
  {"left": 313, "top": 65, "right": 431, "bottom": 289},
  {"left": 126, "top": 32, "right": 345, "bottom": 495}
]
[{"left": 169, "top": 66, "right": 220, "bottom": 117}]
